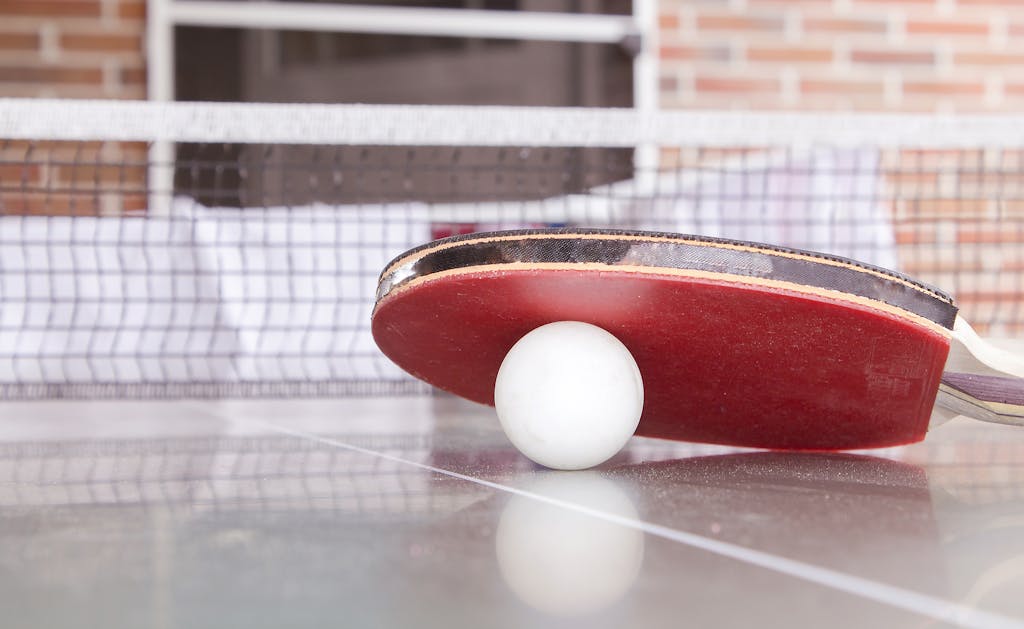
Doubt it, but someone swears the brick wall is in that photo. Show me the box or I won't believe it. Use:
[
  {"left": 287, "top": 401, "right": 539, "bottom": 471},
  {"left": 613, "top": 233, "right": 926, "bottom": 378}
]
[
  {"left": 658, "top": 0, "right": 1024, "bottom": 113},
  {"left": 0, "top": 1, "right": 148, "bottom": 218},
  {"left": 0, "top": 0, "right": 146, "bottom": 99},
  {"left": 885, "top": 148, "right": 1024, "bottom": 335},
  {"left": 658, "top": 1, "right": 1024, "bottom": 334}
]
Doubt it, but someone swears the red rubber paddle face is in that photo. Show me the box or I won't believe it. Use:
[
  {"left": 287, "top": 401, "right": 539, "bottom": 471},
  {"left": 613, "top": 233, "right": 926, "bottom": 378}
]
[{"left": 372, "top": 230, "right": 956, "bottom": 450}]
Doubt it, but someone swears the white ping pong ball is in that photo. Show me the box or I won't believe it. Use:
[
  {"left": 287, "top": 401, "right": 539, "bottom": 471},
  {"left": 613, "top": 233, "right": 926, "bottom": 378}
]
[{"left": 494, "top": 321, "right": 644, "bottom": 470}]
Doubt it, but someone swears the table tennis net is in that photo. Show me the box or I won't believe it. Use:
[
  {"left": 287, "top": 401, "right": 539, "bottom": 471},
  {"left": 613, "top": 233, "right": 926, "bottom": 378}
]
[{"left": 1, "top": 99, "right": 1022, "bottom": 399}]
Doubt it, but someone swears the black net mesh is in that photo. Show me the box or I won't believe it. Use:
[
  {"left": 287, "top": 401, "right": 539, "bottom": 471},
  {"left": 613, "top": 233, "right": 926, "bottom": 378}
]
[{"left": 2, "top": 104, "right": 1022, "bottom": 398}]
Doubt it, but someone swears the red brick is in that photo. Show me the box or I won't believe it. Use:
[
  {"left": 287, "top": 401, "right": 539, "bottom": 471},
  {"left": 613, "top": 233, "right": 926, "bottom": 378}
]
[
  {"left": 851, "top": 50, "right": 934, "bottom": 65},
  {"left": 747, "top": 47, "right": 832, "bottom": 63},
  {"left": 801, "top": 79, "right": 883, "bottom": 95},
  {"left": 897, "top": 149, "right": 986, "bottom": 166},
  {"left": 957, "top": 292, "right": 1024, "bottom": 306},
  {"left": 0, "top": 65, "right": 103, "bottom": 84},
  {"left": 959, "top": 228, "right": 1024, "bottom": 244},
  {"left": 60, "top": 33, "right": 142, "bottom": 53},
  {"left": 121, "top": 194, "right": 147, "bottom": 214},
  {"left": 906, "top": 20, "right": 989, "bottom": 36},
  {"left": 803, "top": 18, "right": 886, "bottom": 34},
  {"left": 0, "top": 193, "right": 100, "bottom": 216},
  {"left": 959, "top": 172, "right": 1022, "bottom": 192},
  {"left": 0, "top": 1, "right": 101, "bottom": 17},
  {"left": 0, "top": 32, "right": 39, "bottom": 52},
  {"left": 687, "top": 148, "right": 767, "bottom": 164},
  {"left": 0, "top": 163, "right": 41, "bottom": 183},
  {"left": 659, "top": 13, "right": 680, "bottom": 30},
  {"left": 120, "top": 66, "right": 145, "bottom": 85},
  {"left": 114, "top": 141, "right": 149, "bottom": 160},
  {"left": 886, "top": 171, "right": 939, "bottom": 190},
  {"left": 660, "top": 45, "right": 730, "bottom": 62},
  {"left": 118, "top": 1, "right": 145, "bottom": 20},
  {"left": 895, "top": 226, "right": 936, "bottom": 245},
  {"left": 878, "top": 100, "right": 948, "bottom": 113},
  {"left": 659, "top": 147, "right": 681, "bottom": 169},
  {"left": 904, "top": 81, "right": 985, "bottom": 95},
  {"left": 695, "top": 76, "right": 779, "bottom": 93},
  {"left": 696, "top": 14, "right": 784, "bottom": 32},
  {"left": 905, "top": 199, "right": 992, "bottom": 218},
  {"left": 55, "top": 162, "right": 147, "bottom": 185},
  {"left": 956, "top": 52, "right": 1024, "bottom": 66}
]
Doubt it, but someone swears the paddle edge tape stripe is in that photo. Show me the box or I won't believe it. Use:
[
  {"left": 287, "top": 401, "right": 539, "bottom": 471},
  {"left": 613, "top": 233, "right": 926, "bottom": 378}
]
[
  {"left": 373, "top": 262, "right": 953, "bottom": 340},
  {"left": 377, "top": 230, "right": 957, "bottom": 329},
  {"left": 381, "top": 229, "right": 952, "bottom": 303}
]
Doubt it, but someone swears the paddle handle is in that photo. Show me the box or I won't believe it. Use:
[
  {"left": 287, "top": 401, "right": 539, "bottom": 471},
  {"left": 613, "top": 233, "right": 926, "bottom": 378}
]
[{"left": 936, "top": 317, "right": 1024, "bottom": 426}]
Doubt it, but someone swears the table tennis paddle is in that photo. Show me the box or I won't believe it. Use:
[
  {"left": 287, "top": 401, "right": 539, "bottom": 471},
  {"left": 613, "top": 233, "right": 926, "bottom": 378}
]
[{"left": 371, "top": 228, "right": 1024, "bottom": 450}]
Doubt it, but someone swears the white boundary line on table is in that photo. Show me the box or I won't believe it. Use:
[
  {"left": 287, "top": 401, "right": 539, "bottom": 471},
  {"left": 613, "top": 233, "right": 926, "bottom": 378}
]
[{"left": 217, "top": 413, "right": 1024, "bottom": 629}]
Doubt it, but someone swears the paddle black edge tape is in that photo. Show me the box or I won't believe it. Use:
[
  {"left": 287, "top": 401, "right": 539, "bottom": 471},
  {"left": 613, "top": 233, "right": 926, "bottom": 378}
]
[{"left": 378, "top": 228, "right": 958, "bottom": 330}]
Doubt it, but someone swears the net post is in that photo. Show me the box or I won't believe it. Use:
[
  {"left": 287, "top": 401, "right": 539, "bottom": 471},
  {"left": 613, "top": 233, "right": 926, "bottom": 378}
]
[
  {"left": 632, "top": 0, "right": 660, "bottom": 194},
  {"left": 146, "top": 0, "right": 175, "bottom": 216}
]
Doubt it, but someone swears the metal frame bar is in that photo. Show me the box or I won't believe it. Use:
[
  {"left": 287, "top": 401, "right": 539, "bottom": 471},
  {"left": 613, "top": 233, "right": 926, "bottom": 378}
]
[
  {"left": 169, "top": 1, "right": 638, "bottom": 42},
  {"left": 146, "top": 0, "right": 656, "bottom": 103},
  {"left": 144, "top": 0, "right": 660, "bottom": 212}
]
